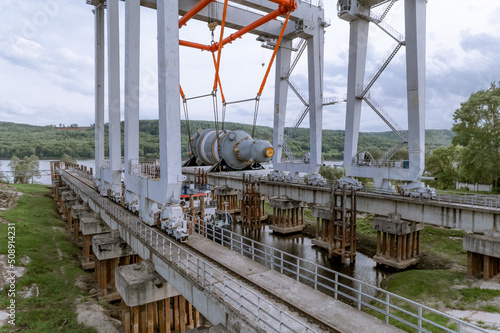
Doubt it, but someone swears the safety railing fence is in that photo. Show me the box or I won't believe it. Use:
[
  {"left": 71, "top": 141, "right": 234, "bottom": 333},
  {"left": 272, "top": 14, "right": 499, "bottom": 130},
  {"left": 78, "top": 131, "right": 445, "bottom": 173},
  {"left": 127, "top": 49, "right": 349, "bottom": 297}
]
[
  {"left": 130, "top": 162, "right": 160, "bottom": 179},
  {"left": 361, "top": 185, "right": 500, "bottom": 210},
  {"left": 59, "top": 171, "right": 318, "bottom": 333},
  {"left": 187, "top": 214, "right": 488, "bottom": 333},
  {"left": 67, "top": 166, "right": 94, "bottom": 182},
  {"left": 59, "top": 169, "right": 488, "bottom": 333}
]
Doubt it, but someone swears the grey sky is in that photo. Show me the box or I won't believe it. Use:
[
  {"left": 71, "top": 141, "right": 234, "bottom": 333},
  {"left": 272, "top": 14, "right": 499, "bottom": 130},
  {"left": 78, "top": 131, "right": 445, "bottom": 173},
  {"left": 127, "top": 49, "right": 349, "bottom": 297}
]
[{"left": 0, "top": 0, "right": 498, "bottom": 132}]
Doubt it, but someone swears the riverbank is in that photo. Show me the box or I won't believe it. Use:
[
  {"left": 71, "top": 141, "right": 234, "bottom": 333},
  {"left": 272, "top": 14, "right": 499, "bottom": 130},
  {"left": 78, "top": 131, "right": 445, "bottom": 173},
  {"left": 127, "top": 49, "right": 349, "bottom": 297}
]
[
  {"left": 300, "top": 211, "right": 500, "bottom": 331},
  {"left": 0, "top": 184, "right": 120, "bottom": 332}
]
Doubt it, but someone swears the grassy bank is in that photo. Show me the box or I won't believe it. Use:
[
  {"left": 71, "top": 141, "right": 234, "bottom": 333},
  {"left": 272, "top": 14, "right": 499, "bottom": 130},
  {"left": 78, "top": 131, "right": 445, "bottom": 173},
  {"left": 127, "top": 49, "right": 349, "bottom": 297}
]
[{"left": 0, "top": 184, "right": 94, "bottom": 332}]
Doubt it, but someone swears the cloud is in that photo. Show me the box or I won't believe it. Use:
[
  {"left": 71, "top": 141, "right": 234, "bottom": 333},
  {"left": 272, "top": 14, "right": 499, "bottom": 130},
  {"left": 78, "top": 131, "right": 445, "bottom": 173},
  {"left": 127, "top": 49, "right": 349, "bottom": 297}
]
[{"left": 0, "top": 0, "right": 498, "bottom": 135}]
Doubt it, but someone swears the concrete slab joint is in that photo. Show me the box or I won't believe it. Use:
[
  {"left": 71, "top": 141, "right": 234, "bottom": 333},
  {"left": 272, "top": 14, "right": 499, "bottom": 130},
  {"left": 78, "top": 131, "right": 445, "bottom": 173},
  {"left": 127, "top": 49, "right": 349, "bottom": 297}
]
[
  {"left": 93, "top": 231, "right": 137, "bottom": 261},
  {"left": 116, "top": 259, "right": 181, "bottom": 308}
]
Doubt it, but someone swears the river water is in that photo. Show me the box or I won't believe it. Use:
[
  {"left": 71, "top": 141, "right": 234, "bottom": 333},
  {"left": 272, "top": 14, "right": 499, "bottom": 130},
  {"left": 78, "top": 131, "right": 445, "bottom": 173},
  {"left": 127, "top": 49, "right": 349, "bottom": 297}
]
[
  {"left": 233, "top": 224, "right": 388, "bottom": 289},
  {"left": 0, "top": 159, "right": 96, "bottom": 185}
]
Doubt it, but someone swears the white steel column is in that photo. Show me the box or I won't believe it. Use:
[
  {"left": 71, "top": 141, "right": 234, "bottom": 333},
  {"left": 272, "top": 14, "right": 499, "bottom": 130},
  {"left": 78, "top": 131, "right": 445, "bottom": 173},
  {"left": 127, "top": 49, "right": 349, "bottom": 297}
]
[
  {"left": 405, "top": 0, "right": 426, "bottom": 181},
  {"left": 272, "top": 38, "right": 292, "bottom": 167},
  {"left": 307, "top": 23, "right": 324, "bottom": 174},
  {"left": 94, "top": 4, "right": 105, "bottom": 184},
  {"left": 157, "top": 0, "right": 183, "bottom": 203},
  {"left": 107, "top": 0, "right": 122, "bottom": 193},
  {"left": 343, "top": 18, "right": 369, "bottom": 177},
  {"left": 124, "top": 0, "right": 140, "bottom": 181}
]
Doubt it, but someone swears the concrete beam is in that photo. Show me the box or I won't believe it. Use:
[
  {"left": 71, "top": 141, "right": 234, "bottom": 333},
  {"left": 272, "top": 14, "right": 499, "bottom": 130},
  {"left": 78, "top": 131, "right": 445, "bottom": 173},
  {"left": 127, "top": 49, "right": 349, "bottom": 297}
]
[
  {"left": 184, "top": 170, "right": 500, "bottom": 233},
  {"left": 372, "top": 214, "right": 424, "bottom": 235},
  {"left": 93, "top": 231, "right": 137, "bottom": 261},
  {"left": 116, "top": 260, "right": 181, "bottom": 307},
  {"left": 463, "top": 232, "right": 500, "bottom": 258},
  {"left": 81, "top": 217, "right": 111, "bottom": 235}
]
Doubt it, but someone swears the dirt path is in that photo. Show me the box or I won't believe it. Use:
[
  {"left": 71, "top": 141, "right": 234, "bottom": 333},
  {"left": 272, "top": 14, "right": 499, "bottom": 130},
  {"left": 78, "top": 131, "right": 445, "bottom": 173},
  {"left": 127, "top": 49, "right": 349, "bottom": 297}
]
[{"left": 0, "top": 185, "right": 20, "bottom": 212}]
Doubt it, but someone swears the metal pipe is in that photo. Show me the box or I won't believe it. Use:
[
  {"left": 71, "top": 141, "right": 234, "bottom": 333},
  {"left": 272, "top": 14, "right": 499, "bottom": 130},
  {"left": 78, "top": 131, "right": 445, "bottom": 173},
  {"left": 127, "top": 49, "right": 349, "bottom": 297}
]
[{"left": 178, "top": 0, "right": 215, "bottom": 28}]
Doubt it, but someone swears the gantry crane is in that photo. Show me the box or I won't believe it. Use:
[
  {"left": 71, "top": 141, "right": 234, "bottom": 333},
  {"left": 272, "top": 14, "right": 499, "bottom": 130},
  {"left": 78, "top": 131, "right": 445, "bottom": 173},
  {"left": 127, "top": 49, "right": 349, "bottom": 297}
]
[{"left": 337, "top": 0, "right": 433, "bottom": 196}]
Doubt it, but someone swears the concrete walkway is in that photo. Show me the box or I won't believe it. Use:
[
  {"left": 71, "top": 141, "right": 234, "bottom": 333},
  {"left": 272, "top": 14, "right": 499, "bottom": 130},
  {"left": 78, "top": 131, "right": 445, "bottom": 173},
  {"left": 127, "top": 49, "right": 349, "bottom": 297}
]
[{"left": 186, "top": 234, "right": 403, "bottom": 333}]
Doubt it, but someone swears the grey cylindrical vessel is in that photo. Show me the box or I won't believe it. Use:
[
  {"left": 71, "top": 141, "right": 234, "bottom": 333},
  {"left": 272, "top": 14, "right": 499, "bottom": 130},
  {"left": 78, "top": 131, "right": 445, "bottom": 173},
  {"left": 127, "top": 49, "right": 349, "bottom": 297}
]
[{"left": 190, "top": 129, "right": 274, "bottom": 170}]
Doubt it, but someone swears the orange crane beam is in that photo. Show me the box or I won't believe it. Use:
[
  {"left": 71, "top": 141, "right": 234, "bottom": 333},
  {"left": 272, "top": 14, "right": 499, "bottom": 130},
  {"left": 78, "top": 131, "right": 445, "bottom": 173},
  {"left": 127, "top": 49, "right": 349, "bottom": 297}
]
[
  {"left": 179, "top": 0, "right": 296, "bottom": 52},
  {"left": 178, "top": 0, "right": 215, "bottom": 28}
]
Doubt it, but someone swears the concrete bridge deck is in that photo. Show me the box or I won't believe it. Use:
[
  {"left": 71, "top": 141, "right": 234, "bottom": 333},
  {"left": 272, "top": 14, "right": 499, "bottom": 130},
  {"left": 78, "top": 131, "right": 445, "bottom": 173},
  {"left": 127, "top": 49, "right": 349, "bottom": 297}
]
[
  {"left": 61, "top": 170, "right": 404, "bottom": 332},
  {"left": 186, "top": 234, "right": 402, "bottom": 333},
  {"left": 59, "top": 168, "right": 489, "bottom": 333},
  {"left": 183, "top": 168, "right": 500, "bottom": 233}
]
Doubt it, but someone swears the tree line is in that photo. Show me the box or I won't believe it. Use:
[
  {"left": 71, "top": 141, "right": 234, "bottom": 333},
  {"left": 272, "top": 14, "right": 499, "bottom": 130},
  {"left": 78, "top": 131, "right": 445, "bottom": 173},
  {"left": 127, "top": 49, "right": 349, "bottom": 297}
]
[
  {"left": 0, "top": 120, "right": 454, "bottom": 162},
  {"left": 425, "top": 82, "right": 500, "bottom": 190}
]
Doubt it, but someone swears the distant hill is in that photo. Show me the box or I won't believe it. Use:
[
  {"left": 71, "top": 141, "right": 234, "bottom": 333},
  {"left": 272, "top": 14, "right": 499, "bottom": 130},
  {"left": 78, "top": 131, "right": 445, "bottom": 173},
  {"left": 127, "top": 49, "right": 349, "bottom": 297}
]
[{"left": 0, "top": 120, "right": 454, "bottom": 161}]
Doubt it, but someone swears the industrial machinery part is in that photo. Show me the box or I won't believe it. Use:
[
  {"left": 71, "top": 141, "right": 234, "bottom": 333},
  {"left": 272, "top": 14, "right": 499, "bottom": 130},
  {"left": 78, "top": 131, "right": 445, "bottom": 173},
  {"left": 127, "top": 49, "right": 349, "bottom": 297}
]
[
  {"left": 305, "top": 173, "right": 327, "bottom": 187},
  {"left": 187, "top": 129, "right": 274, "bottom": 171},
  {"left": 160, "top": 205, "right": 189, "bottom": 242}
]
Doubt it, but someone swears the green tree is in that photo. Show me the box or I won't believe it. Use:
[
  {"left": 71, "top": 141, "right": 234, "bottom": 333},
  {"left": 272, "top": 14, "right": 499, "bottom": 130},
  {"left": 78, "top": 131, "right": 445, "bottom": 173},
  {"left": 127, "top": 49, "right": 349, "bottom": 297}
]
[
  {"left": 424, "top": 145, "right": 461, "bottom": 189},
  {"left": 319, "top": 165, "right": 344, "bottom": 181},
  {"left": 9, "top": 155, "right": 40, "bottom": 184},
  {"left": 0, "top": 161, "right": 7, "bottom": 183},
  {"left": 452, "top": 82, "right": 500, "bottom": 185},
  {"left": 60, "top": 154, "right": 77, "bottom": 165}
]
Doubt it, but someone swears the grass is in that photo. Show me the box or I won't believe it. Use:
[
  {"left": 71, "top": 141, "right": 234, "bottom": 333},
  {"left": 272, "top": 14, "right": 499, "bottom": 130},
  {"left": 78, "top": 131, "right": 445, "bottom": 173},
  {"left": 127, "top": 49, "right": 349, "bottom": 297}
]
[
  {"left": 0, "top": 184, "right": 95, "bottom": 332},
  {"left": 364, "top": 270, "right": 500, "bottom": 332}
]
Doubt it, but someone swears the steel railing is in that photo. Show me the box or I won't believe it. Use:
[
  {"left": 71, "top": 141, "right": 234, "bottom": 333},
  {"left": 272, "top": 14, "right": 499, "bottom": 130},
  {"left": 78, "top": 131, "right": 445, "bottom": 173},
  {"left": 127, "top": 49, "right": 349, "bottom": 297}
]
[
  {"left": 59, "top": 170, "right": 318, "bottom": 333},
  {"left": 60, "top": 169, "right": 493, "bottom": 332},
  {"left": 361, "top": 185, "right": 500, "bottom": 210},
  {"left": 187, "top": 214, "right": 488, "bottom": 333}
]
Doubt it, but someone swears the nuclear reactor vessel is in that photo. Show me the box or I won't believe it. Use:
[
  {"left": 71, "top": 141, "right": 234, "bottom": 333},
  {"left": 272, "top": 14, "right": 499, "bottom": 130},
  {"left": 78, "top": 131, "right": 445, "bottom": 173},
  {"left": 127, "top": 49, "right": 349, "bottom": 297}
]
[{"left": 188, "top": 129, "right": 274, "bottom": 170}]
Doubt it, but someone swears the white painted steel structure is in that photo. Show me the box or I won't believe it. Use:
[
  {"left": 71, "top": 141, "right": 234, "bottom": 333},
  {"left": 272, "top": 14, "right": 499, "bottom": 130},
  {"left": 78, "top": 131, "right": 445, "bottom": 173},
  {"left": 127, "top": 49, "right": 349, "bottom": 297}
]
[
  {"left": 340, "top": 0, "right": 426, "bottom": 188},
  {"left": 88, "top": 0, "right": 326, "bottom": 225}
]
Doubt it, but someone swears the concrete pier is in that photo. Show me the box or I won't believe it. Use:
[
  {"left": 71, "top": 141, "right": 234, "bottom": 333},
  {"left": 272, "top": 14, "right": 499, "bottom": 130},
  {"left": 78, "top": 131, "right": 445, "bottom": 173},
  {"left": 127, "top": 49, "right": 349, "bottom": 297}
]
[
  {"left": 116, "top": 260, "right": 202, "bottom": 332},
  {"left": 269, "top": 196, "right": 306, "bottom": 234},
  {"left": 372, "top": 213, "right": 424, "bottom": 269},
  {"left": 81, "top": 216, "right": 111, "bottom": 270},
  {"left": 214, "top": 186, "right": 240, "bottom": 215},
  {"left": 464, "top": 231, "right": 500, "bottom": 281},
  {"left": 311, "top": 185, "right": 357, "bottom": 263},
  {"left": 93, "top": 231, "right": 141, "bottom": 298}
]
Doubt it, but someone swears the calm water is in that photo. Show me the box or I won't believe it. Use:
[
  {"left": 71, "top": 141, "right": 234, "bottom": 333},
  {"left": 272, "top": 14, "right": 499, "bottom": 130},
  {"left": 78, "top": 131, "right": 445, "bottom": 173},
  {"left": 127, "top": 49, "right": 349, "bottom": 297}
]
[
  {"left": 0, "top": 159, "right": 96, "bottom": 185},
  {"left": 233, "top": 224, "right": 387, "bottom": 288}
]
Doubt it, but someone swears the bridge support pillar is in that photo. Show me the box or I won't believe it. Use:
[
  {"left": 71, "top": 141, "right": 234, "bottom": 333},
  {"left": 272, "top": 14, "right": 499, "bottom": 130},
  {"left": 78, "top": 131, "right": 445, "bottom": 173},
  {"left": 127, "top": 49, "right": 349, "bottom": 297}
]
[
  {"left": 80, "top": 216, "right": 111, "bottom": 270},
  {"left": 269, "top": 196, "right": 306, "bottom": 235},
  {"left": 311, "top": 186, "right": 357, "bottom": 263},
  {"left": 116, "top": 260, "right": 203, "bottom": 333},
  {"left": 69, "top": 203, "right": 95, "bottom": 245},
  {"left": 214, "top": 186, "right": 241, "bottom": 215},
  {"left": 372, "top": 213, "right": 423, "bottom": 269},
  {"left": 60, "top": 190, "right": 79, "bottom": 221},
  {"left": 464, "top": 232, "right": 500, "bottom": 281},
  {"left": 93, "top": 231, "right": 141, "bottom": 299},
  {"left": 239, "top": 175, "right": 267, "bottom": 231}
]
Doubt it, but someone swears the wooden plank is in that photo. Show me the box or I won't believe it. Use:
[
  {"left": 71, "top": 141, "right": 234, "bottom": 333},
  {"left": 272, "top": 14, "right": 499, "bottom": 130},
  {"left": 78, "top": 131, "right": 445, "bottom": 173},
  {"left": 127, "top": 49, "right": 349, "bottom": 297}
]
[
  {"left": 194, "top": 309, "right": 200, "bottom": 327},
  {"left": 165, "top": 299, "right": 171, "bottom": 333},
  {"left": 140, "top": 305, "right": 147, "bottom": 333},
  {"left": 147, "top": 302, "right": 154, "bottom": 333},
  {"left": 173, "top": 296, "right": 179, "bottom": 331},
  {"left": 484, "top": 255, "right": 490, "bottom": 281},
  {"left": 158, "top": 299, "right": 165, "bottom": 333},
  {"left": 133, "top": 306, "right": 139, "bottom": 333},
  {"left": 123, "top": 302, "right": 131, "bottom": 333},
  {"left": 188, "top": 302, "right": 194, "bottom": 328},
  {"left": 179, "top": 296, "right": 186, "bottom": 332}
]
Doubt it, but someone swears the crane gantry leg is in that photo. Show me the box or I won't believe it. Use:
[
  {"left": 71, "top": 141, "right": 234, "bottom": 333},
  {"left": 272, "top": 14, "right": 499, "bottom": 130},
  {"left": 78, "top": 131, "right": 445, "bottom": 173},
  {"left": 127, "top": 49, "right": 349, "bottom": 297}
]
[{"left": 340, "top": 0, "right": 427, "bottom": 189}]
